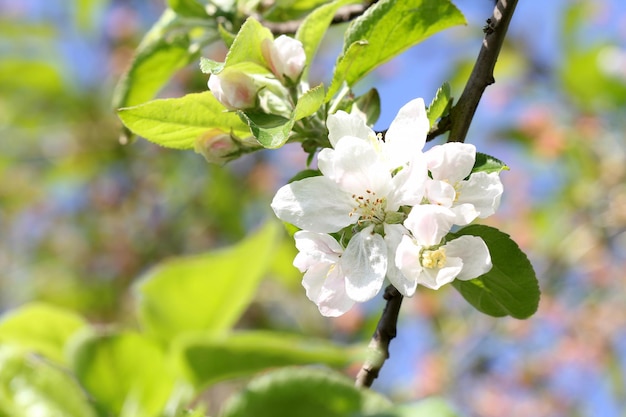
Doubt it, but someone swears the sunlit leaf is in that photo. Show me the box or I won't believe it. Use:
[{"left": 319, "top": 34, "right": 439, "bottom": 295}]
[
  {"left": 167, "top": 0, "right": 207, "bottom": 17},
  {"left": 0, "top": 346, "right": 98, "bottom": 417},
  {"left": 0, "top": 302, "right": 87, "bottom": 364},
  {"left": 293, "top": 84, "right": 325, "bottom": 121},
  {"left": 451, "top": 225, "right": 540, "bottom": 319},
  {"left": 70, "top": 331, "right": 178, "bottom": 417},
  {"left": 366, "top": 397, "right": 461, "bottom": 417},
  {"left": 136, "top": 222, "right": 280, "bottom": 340},
  {"left": 471, "top": 152, "right": 509, "bottom": 175},
  {"left": 220, "top": 367, "right": 391, "bottom": 417},
  {"left": 426, "top": 82, "right": 452, "bottom": 128},
  {"left": 175, "top": 331, "right": 360, "bottom": 389},
  {"left": 327, "top": 0, "right": 465, "bottom": 99},
  {"left": 224, "top": 17, "right": 273, "bottom": 68},
  {"left": 118, "top": 91, "right": 250, "bottom": 149},
  {"left": 238, "top": 111, "right": 294, "bottom": 148}
]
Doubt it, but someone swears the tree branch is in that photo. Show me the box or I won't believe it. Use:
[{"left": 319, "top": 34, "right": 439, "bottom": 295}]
[
  {"left": 355, "top": 285, "right": 403, "bottom": 388},
  {"left": 433, "top": 0, "right": 519, "bottom": 143},
  {"left": 259, "top": 2, "right": 376, "bottom": 35}
]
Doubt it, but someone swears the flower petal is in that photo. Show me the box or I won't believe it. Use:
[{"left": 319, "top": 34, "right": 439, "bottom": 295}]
[
  {"left": 391, "top": 233, "right": 421, "bottom": 297},
  {"left": 417, "top": 257, "right": 462, "bottom": 290},
  {"left": 444, "top": 235, "right": 492, "bottom": 280},
  {"left": 385, "top": 224, "right": 414, "bottom": 297},
  {"left": 318, "top": 136, "right": 392, "bottom": 197},
  {"left": 384, "top": 98, "right": 429, "bottom": 168},
  {"left": 404, "top": 204, "right": 456, "bottom": 247},
  {"left": 341, "top": 226, "right": 387, "bottom": 302},
  {"left": 425, "top": 179, "right": 456, "bottom": 207},
  {"left": 388, "top": 154, "right": 428, "bottom": 209},
  {"left": 327, "top": 111, "right": 373, "bottom": 148},
  {"left": 425, "top": 142, "right": 476, "bottom": 183},
  {"left": 457, "top": 172, "right": 503, "bottom": 218},
  {"left": 293, "top": 231, "right": 342, "bottom": 271},
  {"left": 301, "top": 262, "right": 354, "bottom": 317},
  {"left": 271, "top": 176, "right": 356, "bottom": 233}
]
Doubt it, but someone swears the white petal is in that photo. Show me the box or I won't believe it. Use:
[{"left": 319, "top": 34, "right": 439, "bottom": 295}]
[
  {"left": 444, "top": 235, "right": 492, "bottom": 280},
  {"left": 385, "top": 224, "right": 419, "bottom": 297},
  {"left": 293, "top": 231, "right": 342, "bottom": 272},
  {"left": 404, "top": 204, "right": 456, "bottom": 247},
  {"left": 271, "top": 176, "right": 356, "bottom": 233},
  {"left": 301, "top": 262, "right": 354, "bottom": 317},
  {"left": 417, "top": 257, "right": 463, "bottom": 290},
  {"left": 451, "top": 203, "right": 479, "bottom": 225},
  {"left": 390, "top": 233, "right": 420, "bottom": 297},
  {"left": 456, "top": 172, "right": 503, "bottom": 218},
  {"left": 341, "top": 227, "right": 387, "bottom": 302},
  {"left": 327, "top": 111, "right": 373, "bottom": 148},
  {"left": 388, "top": 154, "right": 428, "bottom": 210},
  {"left": 425, "top": 142, "right": 476, "bottom": 183},
  {"left": 318, "top": 136, "right": 392, "bottom": 197},
  {"left": 425, "top": 179, "right": 456, "bottom": 207},
  {"left": 384, "top": 98, "right": 429, "bottom": 168}
]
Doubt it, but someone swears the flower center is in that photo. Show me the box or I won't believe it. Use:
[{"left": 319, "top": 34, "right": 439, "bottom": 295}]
[
  {"left": 350, "top": 189, "right": 387, "bottom": 225},
  {"left": 421, "top": 247, "right": 447, "bottom": 269}
]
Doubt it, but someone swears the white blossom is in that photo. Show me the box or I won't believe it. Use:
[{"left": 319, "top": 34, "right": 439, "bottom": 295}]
[{"left": 261, "top": 35, "right": 306, "bottom": 82}]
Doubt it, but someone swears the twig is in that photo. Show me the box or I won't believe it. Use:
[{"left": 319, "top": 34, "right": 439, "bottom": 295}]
[
  {"left": 355, "top": 285, "right": 403, "bottom": 388},
  {"left": 259, "top": 2, "right": 376, "bottom": 35},
  {"left": 431, "top": 0, "right": 519, "bottom": 143}
]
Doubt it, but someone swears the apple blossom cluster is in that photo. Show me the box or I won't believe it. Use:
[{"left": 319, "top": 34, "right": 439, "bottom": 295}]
[{"left": 271, "top": 99, "right": 504, "bottom": 317}]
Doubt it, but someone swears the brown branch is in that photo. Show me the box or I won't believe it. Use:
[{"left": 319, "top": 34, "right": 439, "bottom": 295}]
[
  {"left": 259, "top": 2, "right": 376, "bottom": 35},
  {"left": 355, "top": 285, "right": 403, "bottom": 388},
  {"left": 428, "top": 0, "right": 519, "bottom": 143}
]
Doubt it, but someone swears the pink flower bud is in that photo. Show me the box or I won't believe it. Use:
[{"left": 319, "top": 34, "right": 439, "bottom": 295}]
[
  {"left": 194, "top": 129, "right": 238, "bottom": 164},
  {"left": 262, "top": 35, "right": 306, "bottom": 82},
  {"left": 208, "top": 71, "right": 257, "bottom": 110}
]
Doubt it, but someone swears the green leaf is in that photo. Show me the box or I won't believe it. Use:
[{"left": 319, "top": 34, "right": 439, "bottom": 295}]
[
  {"left": 451, "top": 225, "right": 540, "bottom": 319},
  {"left": 295, "top": 0, "right": 358, "bottom": 78},
  {"left": 118, "top": 91, "right": 251, "bottom": 149},
  {"left": 238, "top": 111, "right": 294, "bottom": 148},
  {"left": 0, "top": 302, "right": 87, "bottom": 364},
  {"left": 112, "top": 9, "right": 199, "bottom": 109},
  {"left": 225, "top": 17, "right": 273, "bottom": 68},
  {"left": 175, "top": 331, "right": 360, "bottom": 389},
  {"left": 293, "top": 84, "right": 325, "bottom": 121},
  {"left": 327, "top": 0, "right": 466, "bottom": 100},
  {"left": 220, "top": 367, "right": 391, "bottom": 417},
  {"left": 70, "top": 331, "right": 177, "bottom": 417},
  {"left": 167, "top": 0, "right": 207, "bottom": 17},
  {"left": 353, "top": 88, "right": 381, "bottom": 126},
  {"left": 471, "top": 152, "right": 509, "bottom": 175},
  {"left": 426, "top": 82, "right": 452, "bottom": 128},
  {"left": 199, "top": 57, "right": 224, "bottom": 74},
  {"left": 136, "top": 222, "right": 280, "bottom": 340},
  {"left": 0, "top": 346, "right": 98, "bottom": 417},
  {"left": 366, "top": 397, "right": 461, "bottom": 417}
]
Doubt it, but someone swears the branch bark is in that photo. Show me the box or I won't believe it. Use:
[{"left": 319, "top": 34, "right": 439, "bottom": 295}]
[
  {"left": 443, "top": 0, "right": 519, "bottom": 143},
  {"left": 355, "top": 285, "right": 403, "bottom": 388}
]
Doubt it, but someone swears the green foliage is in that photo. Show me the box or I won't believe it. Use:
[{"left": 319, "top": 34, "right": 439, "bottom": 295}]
[
  {"left": 451, "top": 225, "right": 540, "bottom": 319},
  {"left": 326, "top": 0, "right": 466, "bottom": 100},
  {"left": 293, "top": 83, "right": 325, "bottom": 121},
  {"left": 471, "top": 152, "right": 509, "bottom": 175},
  {"left": 219, "top": 367, "right": 391, "bottom": 417},
  {"left": 367, "top": 397, "right": 461, "bottom": 417},
  {"left": 118, "top": 91, "right": 251, "bottom": 149},
  {"left": 0, "top": 346, "right": 98, "bottom": 417},
  {"left": 136, "top": 222, "right": 280, "bottom": 340},
  {"left": 426, "top": 82, "right": 452, "bottom": 128},
  {"left": 353, "top": 88, "right": 381, "bottom": 126},
  {"left": 174, "top": 331, "right": 360, "bottom": 389},
  {"left": 0, "top": 303, "right": 86, "bottom": 364},
  {"left": 167, "top": 0, "right": 207, "bottom": 17},
  {"left": 238, "top": 111, "right": 294, "bottom": 148},
  {"left": 70, "top": 331, "right": 178, "bottom": 417}
]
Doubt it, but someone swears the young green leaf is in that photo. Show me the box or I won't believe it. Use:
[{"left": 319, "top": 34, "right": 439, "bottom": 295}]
[
  {"left": 472, "top": 152, "right": 509, "bottom": 175},
  {"left": 426, "top": 82, "right": 452, "bottom": 128},
  {"left": 451, "top": 225, "right": 540, "bottom": 319},
  {"left": 238, "top": 111, "right": 295, "bottom": 148},
  {"left": 293, "top": 84, "right": 325, "bottom": 121},
  {"left": 295, "top": 0, "right": 359, "bottom": 78},
  {"left": 224, "top": 17, "right": 273, "bottom": 68},
  {"left": 136, "top": 222, "right": 280, "bottom": 340},
  {"left": 366, "top": 397, "right": 461, "bottom": 417},
  {"left": 70, "top": 331, "right": 178, "bottom": 417},
  {"left": 167, "top": 0, "right": 207, "bottom": 17},
  {"left": 327, "top": 0, "right": 466, "bottom": 100},
  {"left": 0, "top": 302, "right": 87, "bottom": 365},
  {"left": 353, "top": 88, "right": 381, "bottom": 126},
  {"left": 118, "top": 91, "right": 251, "bottom": 149},
  {"left": 174, "top": 331, "right": 361, "bottom": 389},
  {"left": 220, "top": 367, "right": 391, "bottom": 417},
  {"left": 0, "top": 346, "right": 98, "bottom": 417}
]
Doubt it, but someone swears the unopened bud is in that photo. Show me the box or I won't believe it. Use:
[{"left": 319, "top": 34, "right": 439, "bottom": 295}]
[
  {"left": 208, "top": 71, "right": 258, "bottom": 110},
  {"left": 194, "top": 129, "right": 238, "bottom": 164},
  {"left": 262, "top": 35, "right": 306, "bottom": 83}
]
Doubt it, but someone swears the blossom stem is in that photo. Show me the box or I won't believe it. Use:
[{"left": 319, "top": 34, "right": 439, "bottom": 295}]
[{"left": 355, "top": 285, "right": 403, "bottom": 388}]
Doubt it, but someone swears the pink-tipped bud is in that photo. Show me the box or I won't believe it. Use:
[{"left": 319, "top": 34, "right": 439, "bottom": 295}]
[
  {"left": 208, "top": 71, "right": 257, "bottom": 110},
  {"left": 194, "top": 129, "right": 238, "bottom": 164},
  {"left": 262, "top": 35, "right": 306, "bottom": 83}
]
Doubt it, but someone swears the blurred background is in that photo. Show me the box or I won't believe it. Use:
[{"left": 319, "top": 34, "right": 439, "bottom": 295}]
[{"left": 1, "top": 0, "right": 626, "bottom": 416}]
